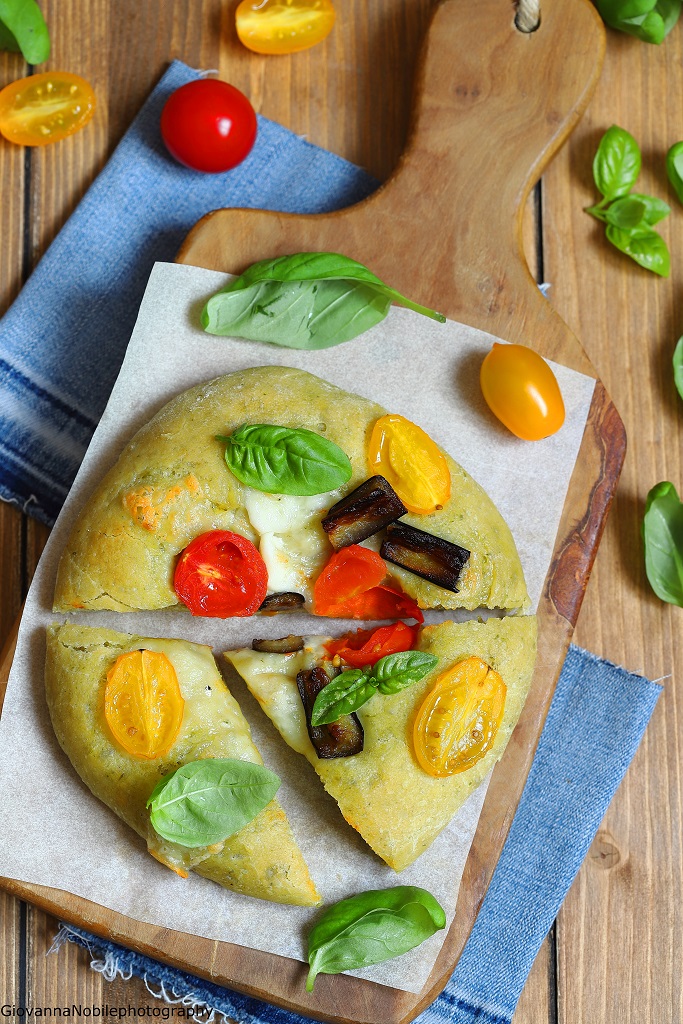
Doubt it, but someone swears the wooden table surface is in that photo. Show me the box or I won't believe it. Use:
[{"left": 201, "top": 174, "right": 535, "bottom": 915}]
[{"left": 0, "top": 2, "right": 681, "bottom": 1020}]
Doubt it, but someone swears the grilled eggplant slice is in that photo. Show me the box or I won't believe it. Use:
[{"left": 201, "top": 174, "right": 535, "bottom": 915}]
[
  {"left": 381, "top": 522, "right": 470, "bottom": 593},
  {"left": 252, "top": 635, "right": 305, "bottom": 654},
  {"left": 296, "top": 667, "right": 364, "bottom": 759},
  {"left": 259, "top": 592, "right": 305, "bottom": 613},
  {"left": 321, "top": 475, "right": 407, "bottom": 549}
]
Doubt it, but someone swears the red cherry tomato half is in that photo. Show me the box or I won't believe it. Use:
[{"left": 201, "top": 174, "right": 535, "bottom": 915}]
[
  {"left": 325, "top": 622, "right": 418, "bottom": 667},
  {"left": 174, "top": 530, "right": 268, "bottom": 617},
  {"left": 160, "top": 79, "right": 257, "bottom": 173},
  {"left": 479, "top": 343, "right": 565, "bottom": 441},
  {"left": 313, "top": 546, "right": 423, "bottom": 622}
]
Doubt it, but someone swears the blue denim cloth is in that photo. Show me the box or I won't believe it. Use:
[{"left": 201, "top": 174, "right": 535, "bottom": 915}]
[
  {"left": 58, "top": 645, "right": 661, "bottom": 1024},
  {"left": 0, "top": 60, "right": 376, "bottom": 525}
]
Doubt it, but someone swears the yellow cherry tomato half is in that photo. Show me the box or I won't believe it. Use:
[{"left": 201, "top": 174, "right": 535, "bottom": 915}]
[
  {"left": 480, "top": 343, "right": 565, "bottom": 441},
  {"left": 413, "top": 656, "right": 506, "bottom": 778},
  {"left": 236, "top": 0, "right": 335, "bottom": 55},
  {"left": 0, "top": 71, "right": 96, "bottom": 147},
  {"left": 368, "top": 413, "right": 451, "bottom": 515},
  {"left": 104, "top": 649, "right": 185, "bottom": 761}
]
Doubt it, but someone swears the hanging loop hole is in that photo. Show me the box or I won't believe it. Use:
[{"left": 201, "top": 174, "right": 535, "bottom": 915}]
[{"left": 515, "top": 0, "right": 541, "bottom": 33}]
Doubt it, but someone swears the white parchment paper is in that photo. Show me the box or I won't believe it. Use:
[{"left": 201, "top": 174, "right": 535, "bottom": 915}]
[{"left": 0, "top": 263, "right": 595, "bottom": 992}]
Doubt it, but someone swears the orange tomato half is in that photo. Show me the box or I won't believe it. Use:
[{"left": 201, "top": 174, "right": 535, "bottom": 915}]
[
  {"left": 0, "top": 72, "right": 95, "bottom": 146},
  {"left": 413, "top": 656, "right": 506, "bottom": 777},
  {"left": 368, "top": 414, "right": 451, "bottom": 515},
  {"left": 104, "top": 650, "right": 185, "bottom": 761},
  {"left": 480, "top": 343, "right": 565, "bottom": 441},
  {"left": 236, "top": 0, "right": 335, "bottom": 55}
]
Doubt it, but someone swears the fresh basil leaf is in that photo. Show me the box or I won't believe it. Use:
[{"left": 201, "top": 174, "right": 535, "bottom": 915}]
[
  {"left": 147, "top": 758, "right": 280, "bottom": 848},
  {"left": 201, "top": 252, "right": 446, "bottom": 350},
  {"left": 306, "top": 886, "right": 446, "bottom": 991},
  {"left": 605, "top": 224, "right": 670, "bottom": 276},
  {"left": 642, "top": 482, "right": 683, "bottom": 606},
  {"left": 373, "top": 651, "right": 439, "bottom": 695},
  {"left": 0, "top": 0, "right": 50, "bottom": 62},
  {"left": 202, "top": 277, "right": 390, "bottom": 350},
  {"left": 605, "top": 197, "right": 647, "bottom": 230},
  {"left": 666, "top": 142, "right": 683, "bottom": 206},
  {"left": 310, "top": 669, "right": 377, "bottom": 726},
  {"left": 595, "top": 0, "right": 680, "bottom": 42},
  {"left": 593, "top": 126, "right": 642, "bottom": 201},
  {"left": 629, "top": 193, "right": 671, "bottom": 225},
  {"left": 674, "top": 336, "right": 683, "bottom": 401},
  {"left": 219, "top": 423, "right": 352, "bottom": 496}
]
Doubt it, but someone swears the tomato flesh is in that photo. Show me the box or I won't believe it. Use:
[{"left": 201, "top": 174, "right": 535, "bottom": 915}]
[
  {"left": 160, "top": 79, "right": 257, "bottom": 173},
  {"left": 325, "top": 622, "right": 417, "bottom": 667},
  {"left": 0, "top": 72, "right": 96, "bottom": 146},
  {"left": 104, "top": 650, "right": 185, "bottom": 761},
  {"left": 368, "top": 414, "right": 451, "bottom": 515},
  {"left": 174, "top": 530, "right": 268, "bottom": 617},
  {"left": 313, "top": 545, "right": 423, "bottom": 621},
  {"left": 480, "top": 343, "right": 565, "bottom": 441},
  {"left": 236, "top": 0, "right": 336, "bottom": 55},
  {"left": 413, "top": 656, "right": 506, "bottom": 777}
]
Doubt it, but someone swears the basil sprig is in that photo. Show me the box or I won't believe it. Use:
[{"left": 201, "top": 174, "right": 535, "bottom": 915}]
[
  {"left": 306, "top": 885, "right": 446, "bottom": 991},
  {"left": 147, "top": 758, "right": 280, "bottom": 847},
  {"left": 218, "top": 423, "right": 352, "bottom": 496},
  {"left": 674, "top": 336, "right": 683, "bottom": 402},
  {"left": 0, "top": 0, "right": 50, "bottom": 62},
  {"left": 586, "top": 127, "right": 671, "bottom": 276},
  {"left": 595, "top": 0, "right": 681, "bottom": 44},
  {"left": 666, "top": 142, "right": 683, "bottom": 206},
  {"left": 311, "top": 651, "right": 438, "bottom": 726},
  {"left": 201, "top": 252, "right": 446, "bottom": 350},
  {"left": 642, "top": 482, "right": 683, "bottom": 607}
]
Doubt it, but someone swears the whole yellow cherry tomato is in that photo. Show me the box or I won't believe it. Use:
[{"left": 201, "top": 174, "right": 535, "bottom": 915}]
[
  {"left": 480, "top": 343, "right": 565, "bottom": 441},
  {"left": 104, "top": 650, "right": 185, "bottom": 761},
  {"left": 0, "top": 72, "right": 96, "bottom": 147},
  {"left": 368, "top": 414, "right": 451, "bottom": 515},
  {"left": 413, "top": 656, "right": 506, "bottom": 777},
  {"left": 236, "top": 0, "right": 336, "bottom": 55}
]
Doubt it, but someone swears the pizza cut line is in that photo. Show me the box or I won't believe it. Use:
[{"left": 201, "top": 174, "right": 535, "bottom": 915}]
[{"left": 45, "top": 365, "right": 538, "bottom": 903}]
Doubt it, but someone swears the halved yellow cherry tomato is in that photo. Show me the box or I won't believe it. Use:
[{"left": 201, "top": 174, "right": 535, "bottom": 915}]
[
  {"left": 368, "top": 414, "right": 451, "bottom": 515},
  {"left": 104, "top": 650, "right": 185, "bottom": 761},
  {"left": 0, "top": 72, "right": 96, "bottom": 147},
  {"left": 413, "top": 656, "right": 506, "bottom": 777},
  {"left": 236, "top": 0, "right": 335, "bottom": 55},
  {"left": 480, "top": 343, "right": 565, "bottom": 441}
]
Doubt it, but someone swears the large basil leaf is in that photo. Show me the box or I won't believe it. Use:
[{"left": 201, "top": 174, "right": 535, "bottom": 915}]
[
  {"left": 666, "top": 142, "right": 683, "bottom": 206},
  {"left": 674, "top": 336, "right": 683, "bottom": 401},
  {"left": 373, "top": 650, "right": 439, "bottom": 695},
  {"left": 593, "top": 126, "right": 642, "bottom": 201},
  {"left": 219, "top": 424, "right": 352, "bottom": 496},
  {"left": 310, "top": 669, "right": 377, "bottom": 726},
  {"left": 306, "top": 886, "right": 446, "bottom": 991},
  {"left": 0, "top": 0, "right": 50, "bottom": 61},
  {"left": 201, "top": 252, "right": 445, "bottom": 350},
  {"left": 605, "top": 224, "right": 670, "bottom": 276},
  {"left": 595, "top": 0, "right": 680, "bottom": 42},
  {"left": 642, "top": 482, "right": 683, "bottom": 606},
  {"left": 147, "top": 758, "right": 280, "bottom": 847}
]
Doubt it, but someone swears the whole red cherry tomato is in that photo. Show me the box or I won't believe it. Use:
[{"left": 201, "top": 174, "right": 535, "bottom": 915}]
[
  {"left": 160, "top": 79, "right": 257, "bottom": 173},
  {"left": 174, "top": 530, "right": 268, "bottom": 617}
]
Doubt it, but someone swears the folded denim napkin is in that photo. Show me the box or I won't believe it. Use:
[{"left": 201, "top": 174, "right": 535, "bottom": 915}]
[
  {"left": 55, "top": 645, "right": 661, "bottom": 1024},
  {"left": 2, "top": 55, "right": 660, "bottom": 1024},
  {"left": 0, "top": 60, "right": 376, "bottom": 526}
]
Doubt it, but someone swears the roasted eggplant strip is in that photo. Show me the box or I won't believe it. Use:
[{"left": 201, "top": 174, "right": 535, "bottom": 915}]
[
  {"left": 296, "top": 667, "right": 364, "bottom": 759},
  {"left": 380, "top": 522, "right": 470, "bottom": 593},
  {"left": 258, "top": 591, "right": 305, "bottom": 613},
  {"left": 252, "top": 635, "right": 305, "bottom": 654},
  {"left": 322, "top": 475, "right": 407, "bottom": 549}
]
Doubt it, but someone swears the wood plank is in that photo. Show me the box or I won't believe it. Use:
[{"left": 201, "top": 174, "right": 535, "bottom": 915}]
[{"left": 541, "top": 23, "right": 683, "bottom": 1024}]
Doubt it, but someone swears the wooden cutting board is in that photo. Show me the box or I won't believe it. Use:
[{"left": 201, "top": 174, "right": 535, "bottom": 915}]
[{"left": 0, "top": 1, "right": 623, "bottom": 1022}]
